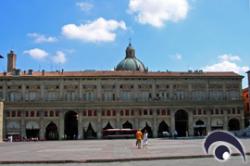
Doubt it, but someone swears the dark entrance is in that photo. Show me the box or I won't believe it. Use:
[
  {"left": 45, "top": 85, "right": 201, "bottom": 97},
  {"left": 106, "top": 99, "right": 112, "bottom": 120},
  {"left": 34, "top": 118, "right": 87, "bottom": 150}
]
[
  {"left": 194, "top": 120, "right": 206, "bottom": 136},
  {"left": 228, "top": 118, "right": 240, "bottom": 131},
  {"left": 45, "top": 122, "right": 59, "bottom": 140},
  {"left": 142, "top": 123, "right": 153, "bottom": 138},
  {"left": 84, "top": 123, "right": 97, "bottom": 139},
  {"left": 26, "top": 129, "right": 40, "bottom": 139},
  {"left": 64, "top": 111, "right": 78, "bottom": 140},
  {"left": 175, "top": 110, "right": 188, "bottom": 137},
  {"left": 103, "top": 122, "right": 113, "bottom": 130},
  {"left": 158, "top": 121, "right": 169, "bottom": 137},
  {"left": 122, "top": 121, "right": 133, "bottom": 129}
]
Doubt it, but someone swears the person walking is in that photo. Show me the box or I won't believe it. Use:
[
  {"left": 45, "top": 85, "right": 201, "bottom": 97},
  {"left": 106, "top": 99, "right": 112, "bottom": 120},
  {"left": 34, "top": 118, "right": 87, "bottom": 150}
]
[
  {"left": 142, "top": 130, "right": 148, "bottom": 147},
  {"left": 136, "top": 129, "right": 143, "bottom": 149}
]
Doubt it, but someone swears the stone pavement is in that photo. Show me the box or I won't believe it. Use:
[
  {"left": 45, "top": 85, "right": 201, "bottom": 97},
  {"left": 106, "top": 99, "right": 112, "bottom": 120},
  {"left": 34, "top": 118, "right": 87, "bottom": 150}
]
[{"left": 0, "top": 138, "right": 249, "bottom": 164}]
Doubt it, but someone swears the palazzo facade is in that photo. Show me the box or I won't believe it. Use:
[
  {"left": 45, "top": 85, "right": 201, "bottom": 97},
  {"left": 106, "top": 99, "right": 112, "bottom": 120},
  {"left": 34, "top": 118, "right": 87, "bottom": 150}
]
[{"left": 0, "top": 44, "right": 245, "bottom": 140}]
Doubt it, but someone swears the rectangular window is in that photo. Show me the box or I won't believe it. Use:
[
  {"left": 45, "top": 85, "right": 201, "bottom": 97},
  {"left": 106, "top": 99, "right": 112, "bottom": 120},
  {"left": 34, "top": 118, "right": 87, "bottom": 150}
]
[
  {"left": 112, "top": 110, "right": 116, "bottom": 116},
  {"left": 44, "top": 111, "right": 48, "bottom": 117},
  {"left": 26, "top": 111, "right": 29, "bottom": 117},
  {"left": 17, "top": 111, "right": 21, "bottom": 117},
  {"left": 11, "top": 111, "right": 16, "bottom": 117}
]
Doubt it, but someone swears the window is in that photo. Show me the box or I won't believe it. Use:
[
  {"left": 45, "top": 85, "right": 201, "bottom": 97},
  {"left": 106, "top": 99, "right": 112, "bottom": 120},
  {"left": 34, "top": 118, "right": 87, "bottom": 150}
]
[
  {"left": 131, "top": 110, "right": 134, "bottom": 116},
  {"left": 125, "top": 110, "right": 129, "bottom": 116},
  {"left": 7, "top": 111, "right": 10, "bottom": 117},
  {"left": 167, "top": 109, "right": 170, "bottom": 115},
  {"left": 198, "top": 109, "right": 202, "bottom": 115},
  {"left": 88, "top": 110, "right": 92, "bottom": 116},
  {"left": 220, "top": 109, "right": 223, "bottom": 114},
  {"left": 37, "top": 111, "right": 40, "bottom": 117},
  {"left": 144, "top": 109, "right": 148, "bottom": 115},
  {"left": 120, "top": 110, "right": 124, "bottom": 116},
  {"left": 149, "top": 109, "right": 153, "bottom": 115},
  {"left": 102, "top": 110, "right": 105, "bottom": 116},
  {"left": 26, "top": 111, "right": 29, "bottom": 117},
  {"left": 94, "top": 110, "right": 97, "bottom": 116},
  {"left": 162, "top": 109, "right": 166, "bottom": 115},
  {"left": 107, "top": 110, "right": 111, "bottom": 116},
  {"left": 157, "top": 109, "right": 160, "bottom": 115},
  {"left": 82, "top": 110, "right": 86, "bottom": 116},
  {"left": 50, "top": 111, "right": 54, "bottom": 117},
  {"left": 11, "top": 111, "right": 16, "bottom": 117},
  {"left": 30, "top": 111, "right": 35, "bottom": 117},
  {"left": 215, "top": 109, "right": 219, "bottom": 114},
  {"left": 17, "top": 111, "right": 21, "bottom": 117},
  {"left": 139, "top": 110, "right": 142, "bottom": 116},
  {"left": 44, "top": 111, "right": 48, "bottom": 117},
  {"left": 112, "top": 110, "right": 116, "bottom": 116}
]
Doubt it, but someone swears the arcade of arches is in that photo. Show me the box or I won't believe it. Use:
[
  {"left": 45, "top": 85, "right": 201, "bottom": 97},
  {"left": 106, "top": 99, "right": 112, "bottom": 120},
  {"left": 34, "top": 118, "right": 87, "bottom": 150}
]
[{"left": 5, "top": 109, "right": 244, "bottom": 140}]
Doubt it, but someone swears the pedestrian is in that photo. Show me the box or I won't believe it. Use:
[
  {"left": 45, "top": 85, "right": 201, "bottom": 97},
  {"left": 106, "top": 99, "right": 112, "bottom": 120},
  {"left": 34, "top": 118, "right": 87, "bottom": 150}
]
[
  {"left": 136, "top": 129, "right": 143, "bottom": 149},
  {"left": 142, "top": 130, "right": 148, "bottom": 147}
]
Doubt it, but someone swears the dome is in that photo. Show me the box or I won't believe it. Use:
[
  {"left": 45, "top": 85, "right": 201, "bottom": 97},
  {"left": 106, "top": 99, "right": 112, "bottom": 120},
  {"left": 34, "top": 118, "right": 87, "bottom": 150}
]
[{"left": 115, "top": 43, "right": 147, "bottom": 72}]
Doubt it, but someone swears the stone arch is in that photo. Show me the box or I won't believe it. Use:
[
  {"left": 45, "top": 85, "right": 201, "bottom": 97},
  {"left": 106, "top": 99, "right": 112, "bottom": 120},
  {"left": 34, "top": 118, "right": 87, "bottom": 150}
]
[
  {"left": 193, "top": 119, "right": 206, "bottom": 136},
  {"left": 211, "top": 118, "right": 224, "bottom": 130},
  {"left": 64, "top": 111, "right": 78, "bottom": 140},
  {"left": 158, "top": 120, "right": 170, "bottom": 137},
  {"left": 85, "top": 123, "right": 97, "bottom": 139},
  {"left": 7, "top": 121, "right": 20, "bottom": 129},
  {"left": 103, "top": 121, "right": 114, "bottom": 130},
  {"left": 228, "top": 118, "right": 240, "bottom": 131},
  {"left": 26, "top": 121, "right": 39, "bottom": 129},
  {"left": 141, "top": 122, "right": 153, "bottom": 138},
  {"left": 102, "top": 120, "right": 115, "bottom": 129},
  {"left": 45, "top": 122, "right": 59, "bottom": 140},
  {"left": 175, "top": 109, "right": 189, "bottom": 137},
  {"left": 122, "top": 120, "right": 133, "bottom": 129}
]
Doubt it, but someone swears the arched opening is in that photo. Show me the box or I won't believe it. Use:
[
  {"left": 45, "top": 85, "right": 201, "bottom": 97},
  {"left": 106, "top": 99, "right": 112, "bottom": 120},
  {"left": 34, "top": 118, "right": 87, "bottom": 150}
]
[
  {"left": 84, "top": 123, "right": 97, "bottom": 139},
  {"left": 142, "top": 123, "right": 153, "bottom": 138},
  {"left": 122, "top": 121, "right": 133, "bottom": 129},
  {"left": 45, "top": 122, "right": 59, "bottom": 140},
  {"left": 64, "top": 111, "right": 78, "bottom": 140},
  {"left": 26, "top": 122, "right": 40, "bottom": 140},
  {"left": 228, "top": 118, "right": 240, "bottom": 131},
  {"left": 194, "top": 120, "right": 206, "bottom": 136},
  {"left": 103, "top": 122, "right": 113, "bottom": 130},
  {"left": 175, "top": 110, "right": 189, "bottom": 137},
  {"left": 158, "top": 121, "right": 169, "bottom": 137}
]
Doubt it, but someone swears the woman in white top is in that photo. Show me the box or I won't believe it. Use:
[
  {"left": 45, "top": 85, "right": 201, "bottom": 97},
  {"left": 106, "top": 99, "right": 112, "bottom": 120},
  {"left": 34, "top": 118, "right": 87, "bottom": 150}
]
[{"left": 142, "top": 130, "right": 148, "bottom": 147}]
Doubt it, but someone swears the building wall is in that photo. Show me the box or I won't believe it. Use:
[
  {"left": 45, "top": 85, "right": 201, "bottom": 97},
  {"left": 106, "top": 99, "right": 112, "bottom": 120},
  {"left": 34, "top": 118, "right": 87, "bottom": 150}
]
[
  {"left": 0, "top": 75, "right": 244, "bottom": 140},
  {"left": 0, "top": 102, "right": 3, "bottom": 141}
]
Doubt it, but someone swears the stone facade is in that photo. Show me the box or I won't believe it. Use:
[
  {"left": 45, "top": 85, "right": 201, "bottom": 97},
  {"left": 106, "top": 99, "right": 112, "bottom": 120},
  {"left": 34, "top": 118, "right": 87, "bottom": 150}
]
[{"left": 0, "top": 71, "right": 244, "bottom": 140}]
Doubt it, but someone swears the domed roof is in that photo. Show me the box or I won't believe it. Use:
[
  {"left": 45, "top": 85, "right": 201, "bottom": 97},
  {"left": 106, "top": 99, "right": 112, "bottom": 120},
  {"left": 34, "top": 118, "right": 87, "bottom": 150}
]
[{"left": 115, "top": 43, "right": 147, "bottom": 72}]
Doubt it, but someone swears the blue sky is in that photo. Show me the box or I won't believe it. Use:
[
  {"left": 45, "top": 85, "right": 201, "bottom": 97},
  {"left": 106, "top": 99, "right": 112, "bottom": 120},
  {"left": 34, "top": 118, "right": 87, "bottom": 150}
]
[{"left": 0, "top": 0, "right": 250, "bottom": 87}]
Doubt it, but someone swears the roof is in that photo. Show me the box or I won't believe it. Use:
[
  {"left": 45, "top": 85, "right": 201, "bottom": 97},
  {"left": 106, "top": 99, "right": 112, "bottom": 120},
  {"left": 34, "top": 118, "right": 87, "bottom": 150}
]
[{"left": 0, "top": 71, "right": 243, "bottom": 79}]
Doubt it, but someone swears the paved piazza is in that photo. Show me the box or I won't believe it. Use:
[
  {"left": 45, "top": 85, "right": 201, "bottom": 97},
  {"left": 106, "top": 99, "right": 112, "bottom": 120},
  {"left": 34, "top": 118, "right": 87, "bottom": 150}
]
[
  {"left": 0, "top": 157, "right": 247, "bottom": 166},
  {"left": 0, "top": 138, "right": 250, "bottom": 163}
]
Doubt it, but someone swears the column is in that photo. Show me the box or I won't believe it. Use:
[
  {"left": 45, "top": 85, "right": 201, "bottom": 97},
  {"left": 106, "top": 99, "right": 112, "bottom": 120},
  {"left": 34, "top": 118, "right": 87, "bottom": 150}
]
[
  {"left": 39, "top": 110, "right": 45, "bottom": 140},
  {"left": 170, "top": 109, "right": 175, "bottom": 135},
  {"left": 97, "top": 110, "right": 102, "bottom": 139},
  {"left": 78, "top": 110, "right": 83, "bottom": 139},
  {"left": 206, "top": 108, "right": 211, "bottom": 134},
  {"left": 153, "top": 109, "right": 157, "bottom": 138},
  {"left": 116, "top": 109, "right": 121, "bottom": 128},
  {"left": 0, "top": 102, "right": 3, "bottom": 141},
  {"left": 188, "top": 109, "right": 194, "bottom": 136},
  {"left": 59, "top": 111, "right": 64, "bottom": 140},
  {"left": 223, "top": 108, "right": 228, "bottom": 130},
  {"left": 21, "top": 111, "right": 26, "bottom": 138}
]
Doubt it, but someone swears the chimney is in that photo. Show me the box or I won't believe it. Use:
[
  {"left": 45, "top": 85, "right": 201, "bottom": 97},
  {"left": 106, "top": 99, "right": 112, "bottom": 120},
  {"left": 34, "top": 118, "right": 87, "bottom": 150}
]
[
  {"left": 28, "top": 69, "right": 33, "bottom": 75},
  {"left": 7, "top": 50, "right": 16, "bottom": 72}
]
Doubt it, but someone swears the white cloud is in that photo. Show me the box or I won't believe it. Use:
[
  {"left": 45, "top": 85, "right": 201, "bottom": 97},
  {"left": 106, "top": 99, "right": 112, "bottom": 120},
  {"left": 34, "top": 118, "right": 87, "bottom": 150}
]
[
  {"left": 128, "top": 0, "right": 189, "bottom": 28},
  {"left": 76, "top": 2, "right": 93, "bottom": 11},
  {"left": 23, "top": 48, "right": 48, "bottom": 60},
  {"left": 61, "top": 17, "right": 127, "bottom": 42},
  {"left": 175, "top": 53, "right": 182, "bottom": 60},
  {"left": 52, "top": 51, "right": 66, "bottom": 64},
  {"left": 203, "top": 54, "right": 249, "bottom": 74},
  {"left": 27, "top": 33, "right": 58, "bottom": 43}
]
